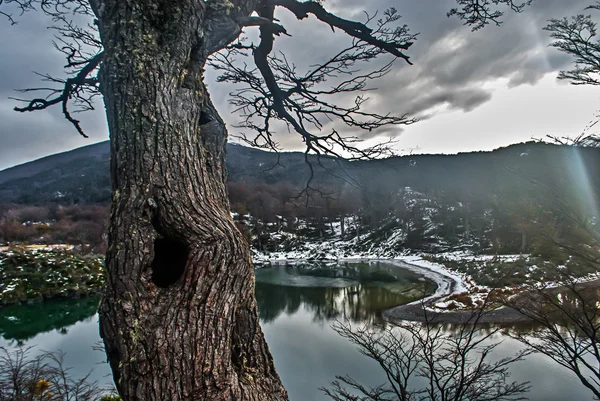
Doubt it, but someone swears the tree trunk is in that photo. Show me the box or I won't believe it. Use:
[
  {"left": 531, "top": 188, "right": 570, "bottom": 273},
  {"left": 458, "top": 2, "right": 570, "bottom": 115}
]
[
  {"left": 520, "top": 230, "right": 527, "bottom": 254},
  {"left": 255, "top": 221, "right": 264, "bottom": 252},
  {"left": 464, "top": 208, "right": 470, "bottom": 241},
  {"left": 94, "top": 2, "right": 288, "bottom": 400}
]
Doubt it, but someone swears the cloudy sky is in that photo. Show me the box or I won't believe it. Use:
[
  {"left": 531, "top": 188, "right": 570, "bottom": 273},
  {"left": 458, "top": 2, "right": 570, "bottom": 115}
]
[{"left": 0, "top": 0, "right": 598, "bottom": 170}]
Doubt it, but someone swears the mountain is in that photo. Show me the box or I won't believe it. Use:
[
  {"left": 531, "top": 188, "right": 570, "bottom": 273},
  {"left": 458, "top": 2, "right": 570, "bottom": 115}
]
[
  {"left": 0, "top": 141, "right": 349, "bottom": 204},
  {"left": 0, "top": 142, "right": 111, "bottom": 204},
  {"left": 0, "top": 140, "right": 598, "bottom": 210},
  {"left": 0, "top": 141, "right": 110, "bottom": 185}
]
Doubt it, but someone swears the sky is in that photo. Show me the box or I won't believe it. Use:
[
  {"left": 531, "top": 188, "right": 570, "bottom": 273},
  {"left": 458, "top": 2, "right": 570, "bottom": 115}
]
[{"left": 0, "top": 0, "right": 598, "bottom": 170}]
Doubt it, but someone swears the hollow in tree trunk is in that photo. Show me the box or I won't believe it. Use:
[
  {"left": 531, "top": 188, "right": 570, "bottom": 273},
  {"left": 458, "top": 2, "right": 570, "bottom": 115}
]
[{"left": 93, "top": 1, "right": 288, "bottom": 400}]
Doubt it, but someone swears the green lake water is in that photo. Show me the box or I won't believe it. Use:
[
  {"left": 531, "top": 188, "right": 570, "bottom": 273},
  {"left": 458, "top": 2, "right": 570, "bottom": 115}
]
[{"left": 0, "top": 261, "right": 594, "bottom": 400}]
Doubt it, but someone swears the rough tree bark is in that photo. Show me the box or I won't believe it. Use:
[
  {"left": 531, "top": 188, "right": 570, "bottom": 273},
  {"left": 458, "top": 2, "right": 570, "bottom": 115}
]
[{"left": 93, "top": 1, "right": 288, "bottom": 400}]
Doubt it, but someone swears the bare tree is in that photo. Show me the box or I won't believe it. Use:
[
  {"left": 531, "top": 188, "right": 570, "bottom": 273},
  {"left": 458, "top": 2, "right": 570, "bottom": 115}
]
[
  {"left": 508, "top": 276, "right": 600, "bottom": 400},
  {"left": 323, "top": 309, "right": 530, "bottom": 401},
  {"left": 0, "top": 0, "right": 532, "bottom": 400},
  {"left": 449, "top": 0, "right": 534, "bottom": 31}
]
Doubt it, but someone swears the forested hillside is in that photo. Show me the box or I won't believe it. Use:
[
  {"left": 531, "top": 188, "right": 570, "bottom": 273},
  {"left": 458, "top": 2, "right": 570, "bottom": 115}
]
[{"left": 0, "top": 141, "right": 598, "bottom": 259}]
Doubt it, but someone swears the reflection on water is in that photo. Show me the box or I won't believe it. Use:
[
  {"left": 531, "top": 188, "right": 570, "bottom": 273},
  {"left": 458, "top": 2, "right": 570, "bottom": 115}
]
[
  {"left": 0, "top": 262, "right": 594, "bottom": 400},
  {"left": 256, "top": 262, "right": 595, "bottom": 401},
  {"left": 0, "top": 297, "right": 99, "bottom": 342},
  {"left": 0, "top": 307, "right": 109, "bottom": 386},
  {"left": 255, "top": 262, "right": 436, "bottom": 325}
]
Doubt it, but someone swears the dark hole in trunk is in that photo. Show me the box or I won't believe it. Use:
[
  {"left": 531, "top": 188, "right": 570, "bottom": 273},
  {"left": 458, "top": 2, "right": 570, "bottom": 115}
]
[
  {"left": 199, "top": 108, "right": 214, "bottom": 125},
  {"left": 151, "top": 237, "right": 189, "bottom": 288}
]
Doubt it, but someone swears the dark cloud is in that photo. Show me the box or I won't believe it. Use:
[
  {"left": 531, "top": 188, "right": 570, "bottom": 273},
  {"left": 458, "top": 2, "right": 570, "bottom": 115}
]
[
  {"left": 210, "top": 0, "right": 594, "bottom": 151},
  {"left": 0, "top": 0, "right": 595, "bottom": 169}
]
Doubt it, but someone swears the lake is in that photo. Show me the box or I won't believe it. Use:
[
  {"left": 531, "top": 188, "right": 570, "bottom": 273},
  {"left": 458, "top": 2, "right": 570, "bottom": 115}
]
[{"left": 0, "top": 261, "right": 593, "bottom": 400}]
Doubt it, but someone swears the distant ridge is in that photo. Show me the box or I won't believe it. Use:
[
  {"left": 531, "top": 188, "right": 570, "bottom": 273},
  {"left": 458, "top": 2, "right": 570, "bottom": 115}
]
[
  {"left": 0, "top": 140, "right": 597, "bottom": 208},
  {"left": 0, "top": 141, "right": 110, "bottom": 185}
]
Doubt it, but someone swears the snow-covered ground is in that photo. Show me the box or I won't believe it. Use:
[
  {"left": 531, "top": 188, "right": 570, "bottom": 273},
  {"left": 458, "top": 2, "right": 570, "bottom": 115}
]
[
  {"left": 251, "top": 230, "right": 410, "bottom": 263},
  {"left": 0, "top": 244, "right": 74, "bottom": 252},
  {"left": 386, "top": 257, "right": 468, "bottom": 302}
]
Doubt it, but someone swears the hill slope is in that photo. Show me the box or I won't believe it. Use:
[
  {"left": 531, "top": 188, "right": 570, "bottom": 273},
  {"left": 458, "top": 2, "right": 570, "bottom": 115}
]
[
  {"left": 0, "top": 140, "right": 597, "bottom": 211},
  {"left": 0, "top": 142, "right": 110, "bottom": 185}
]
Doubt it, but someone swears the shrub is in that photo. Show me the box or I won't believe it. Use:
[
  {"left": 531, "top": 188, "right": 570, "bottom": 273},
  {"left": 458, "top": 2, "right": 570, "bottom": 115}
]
[
  {"left": 0, "top": 248, "right": 105, "bottom": 305},
  {"left": 0, "top": 347, "right": 113, "bottom": 401}
]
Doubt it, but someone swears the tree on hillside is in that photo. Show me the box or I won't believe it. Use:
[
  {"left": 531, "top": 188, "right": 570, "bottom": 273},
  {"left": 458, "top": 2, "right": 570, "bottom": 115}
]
[
  {"left": 1, "top": 0, "right": 534, "bottom": 399},
  {"left": 545, "top": 3, "right": 600, "bottom": 87}
]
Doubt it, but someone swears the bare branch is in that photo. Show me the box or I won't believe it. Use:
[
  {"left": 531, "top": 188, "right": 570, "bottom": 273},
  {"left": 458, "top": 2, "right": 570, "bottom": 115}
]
[
  {"left": 323, "top": 315, "right": 530, "bottom": 401},
  {"left": 545, "top": 9, "right": 600, "bottom": 86},
  {"left": 1, "top": 0, "right": 103, "bottom": 137},
  {"left": 508, "top": 280, "right": 600, "bottom": 399},
  {"left": 13, "top": 52, "right": 103, "bottom": 138},
  {"left": 0, "top": 0, "right": 94, "bottom": 22},
  {"left": 210, "top": 5, "right": 417, "bottom": 163},
  {"left": 448, "top": 0, "right": 534, "bottom": 31},
  {"left": 274, "top": 0, "right": 414, "bottom": 63},
  {"left": 545, "top": 132, "right": 600, "bottom": 148}
]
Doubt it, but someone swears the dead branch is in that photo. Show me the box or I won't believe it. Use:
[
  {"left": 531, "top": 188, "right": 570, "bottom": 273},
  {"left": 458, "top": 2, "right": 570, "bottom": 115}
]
[
  {"left": 1, "top": 0, "right": 102, "bottom": 137},
  {"left": 13, "top": 52, "right": 103, "bottom": 138},
  {"left": 448, "top": 0, "right": 534, "bottom": 31},
  {"left": 545, "top": 5, "right": 600, "bottom": 86},
  {"left": 210, "top": 5, "right": 416, "bottom": 163}
]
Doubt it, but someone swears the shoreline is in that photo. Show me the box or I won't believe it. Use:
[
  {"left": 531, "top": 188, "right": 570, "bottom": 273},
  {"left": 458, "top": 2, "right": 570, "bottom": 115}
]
[
  {"left": 264, "top": 257, "right": 534, "bottom": 325},
  {"left": 0, "top": 249, "right": 580, "bottom": 325},
  {"left": 379, "top": 258, "right": 532, "bottom": 324}
]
